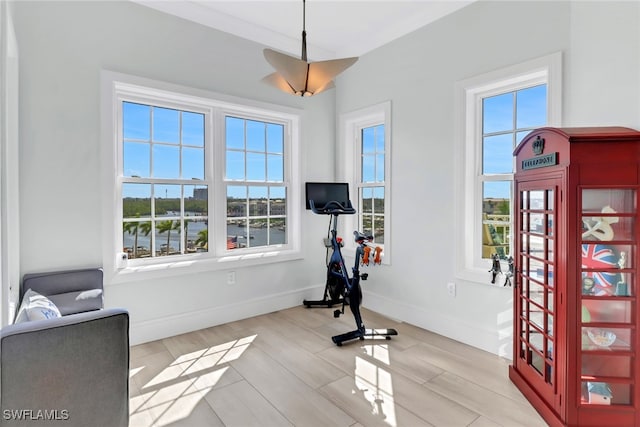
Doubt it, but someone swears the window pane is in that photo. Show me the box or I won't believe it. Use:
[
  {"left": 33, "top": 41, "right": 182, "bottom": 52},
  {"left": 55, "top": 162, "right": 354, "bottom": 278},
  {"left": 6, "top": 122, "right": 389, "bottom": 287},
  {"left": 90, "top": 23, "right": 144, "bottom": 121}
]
[
  {"left": 362, "top": 127, "right": 375, "bottom": 153},
  {"left": 376, "top": 153, "right": 385, "bottom": 182},
  {"left": 227, "top": 185, "right": 246, "bottom": 217},
  {"left": 123, "top": 183, "right": 151, "bottom": 218},
  {"left": 227, "top": 220, "right": 246, "bottom": 250},
  {"left": 270, "top": 218, "right": 286, "bottom": 245},
  {"left": 226, "top": 150, "right": 245, "bottom": 180},
  {"left": 153, "top": 107, "right": 180, "bottom": 144},
  {"left": 483, "top": 134, "right": 514, "bottom": 174},
  {"left": 374, "top": 216, "right": 385, "bottom": 244},
  {"left": 247, "top": 152, "right": 266, "bottom": 181},
  {"left": 123, "top": 142, "right": 150, "bottom": 177},
  {"left": 249, "top": 219, "right": 266, "bottom": 247},
  {"left": 246, "top": 120, "right": 265, "bottom": 152},
  {"left": 267, "top": 154, "right": 283, "bottom": 182},
  {"left": 155, "top": 219, "right": 180, "bottom": 256},
  {"left": 182, "top": 111, "right": 204, "bottom": 147},
  {"left": 361, "top": 187, "right": 373, "bottom": 214},
  {"left": 483, "top": 92, "right": 513, "bottom": 134},
  {"left": 517, "top": 85, "right": 547, "bottom": 129},
  {"left": 153, "top": 145, "right": 180, "bottom": 178},
  {"left": 249, "top": 186, "right": 268, "bottom": 216},
  {"left": 375, "top": 125, "right": 385, "bottom": 152},
  {"left": 267, "top": 123, "right": 283, "bottom": 153},
  {"left": 516, "top": 131, "right": 531, "bottom": 146},
  {"left": 269, "top": 186, "right": 286, "bottom": 216},
  {"left": 483, "top": 181, "right": 511, "bottom": 258},
  {"left": 154, "top": 184, "right": 181, "bottom": 216},
  {"left": 183, "top": 147, "right": 204, "bottom": 180},
  {"left": 184, "top": 185, "right": 207, "bottom": 216},
  {"left": 373, "top": 186, "right": 385, "bottom": 214},
  {"left": 483, "top": 181, "right": 511, "bottom": 212},
  {"left": 362, "top": 154, "right": 375, "bottom": 182},
  {"left": 226, "top": 116, "right": 244, "bottom": 150},
  {"left": 123, "top": 221, "right": 152, "bottom": 259},
  {"left": 123, "top": 102, "right": 150, "bottom": 140}
]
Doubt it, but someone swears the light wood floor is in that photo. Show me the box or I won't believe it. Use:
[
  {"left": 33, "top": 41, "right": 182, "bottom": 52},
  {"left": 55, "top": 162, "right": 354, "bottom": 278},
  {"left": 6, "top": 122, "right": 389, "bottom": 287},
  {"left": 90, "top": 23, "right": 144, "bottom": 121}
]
[{"left": 129, "top": 305, "right": 547, "bottom": 427}]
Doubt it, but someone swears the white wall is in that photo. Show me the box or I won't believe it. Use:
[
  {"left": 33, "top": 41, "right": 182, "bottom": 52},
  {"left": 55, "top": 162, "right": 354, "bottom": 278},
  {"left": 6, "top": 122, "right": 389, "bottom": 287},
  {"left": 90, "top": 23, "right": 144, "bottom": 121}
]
[
  {"left": 335, "top": 0, "right": 640, "bottom": 356},
  {"left": 1, "top": 0, "right": 20, "bottom": 327},
  {"left": 11, "top": 1, "right": 335, "bottom": 343},
  {"left": 10, "top": 1, "right": 640, "bottom": 353}
]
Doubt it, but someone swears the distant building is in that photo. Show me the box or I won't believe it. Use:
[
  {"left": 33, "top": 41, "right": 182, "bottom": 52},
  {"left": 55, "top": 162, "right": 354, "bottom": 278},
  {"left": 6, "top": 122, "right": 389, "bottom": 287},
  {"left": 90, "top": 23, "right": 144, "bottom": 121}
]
[{"left": 193, "top": 187, "right": 207, "bottom": 200}]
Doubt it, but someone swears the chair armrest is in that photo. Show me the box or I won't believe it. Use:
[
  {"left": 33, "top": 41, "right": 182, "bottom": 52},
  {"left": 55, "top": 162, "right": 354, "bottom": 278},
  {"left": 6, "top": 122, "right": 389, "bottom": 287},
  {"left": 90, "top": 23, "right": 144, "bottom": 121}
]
[{"left": 1, "top": 308, "right": 129, "bottom": 427}]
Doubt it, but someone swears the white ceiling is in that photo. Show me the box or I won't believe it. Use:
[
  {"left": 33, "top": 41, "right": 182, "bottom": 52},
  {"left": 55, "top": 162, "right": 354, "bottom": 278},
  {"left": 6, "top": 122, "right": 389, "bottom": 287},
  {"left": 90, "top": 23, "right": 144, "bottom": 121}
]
[{"left": 132, "top": 0, "right": 475, "bottom": 60}]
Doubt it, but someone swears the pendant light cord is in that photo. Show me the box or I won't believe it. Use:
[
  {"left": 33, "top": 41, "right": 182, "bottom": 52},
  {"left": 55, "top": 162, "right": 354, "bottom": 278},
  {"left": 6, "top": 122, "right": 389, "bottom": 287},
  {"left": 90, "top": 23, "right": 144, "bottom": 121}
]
[{"left": 301, "top": 0, "right": 307, "bottom": 62}]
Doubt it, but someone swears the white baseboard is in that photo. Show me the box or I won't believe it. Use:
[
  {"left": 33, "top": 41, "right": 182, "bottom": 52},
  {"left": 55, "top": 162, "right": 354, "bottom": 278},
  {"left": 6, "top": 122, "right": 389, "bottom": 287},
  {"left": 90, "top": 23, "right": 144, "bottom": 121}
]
[
  {"left": 362, "top": 290, "right": 513, "bottom": 358},
  {"left": 130, "top": 285, "right": 319, "bottom": 345},
  {"left": 129, "top": 285, "right": 514, "bottom": 360}
]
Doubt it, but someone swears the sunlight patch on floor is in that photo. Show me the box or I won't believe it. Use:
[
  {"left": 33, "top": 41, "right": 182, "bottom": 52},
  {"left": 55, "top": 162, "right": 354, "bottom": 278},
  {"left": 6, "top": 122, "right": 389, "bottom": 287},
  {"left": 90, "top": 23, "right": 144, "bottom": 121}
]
[
  {"left": 129, "top": 334, "right": 256, "bottom": 425},
  {"left": 355, "top": 344, "right": 397, "bottom": 426}
]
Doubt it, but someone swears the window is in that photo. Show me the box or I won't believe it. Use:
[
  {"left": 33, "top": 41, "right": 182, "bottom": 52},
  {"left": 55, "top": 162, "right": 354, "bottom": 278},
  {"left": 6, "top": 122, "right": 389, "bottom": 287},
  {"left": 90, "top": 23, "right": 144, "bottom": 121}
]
[
  {"left": 454, "top": 53, "right": 562, "bottom": 281},
  {"left": 358, "top": 124, "right": 386, "bottom": 244},
  {"left": 121, "top": 102, "right": 208, "bottom": 259},
  {"left": 480, "top": 84, "right": 547, "bottom": 260},
  {"left": 339, "top": 102, "right": 391, "bottom": 263},
  {"left": 102, "top": 72, "right": 301, "bottom": 281},
  {"left": 225, "top": 116, "right": 287, "bottom": 250}
]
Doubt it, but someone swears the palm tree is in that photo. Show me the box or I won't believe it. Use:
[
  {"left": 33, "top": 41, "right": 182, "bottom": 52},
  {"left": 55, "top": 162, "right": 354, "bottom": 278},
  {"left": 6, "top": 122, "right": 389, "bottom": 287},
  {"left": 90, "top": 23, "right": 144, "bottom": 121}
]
[
  {"left": 139, "top": 221, "right": 152, "bottom": 257},
  {"left": 123, "top": 221, "right": 140, "bottom": 258},
  {"left": 157, "top": 220, "right": 180, "bottom": 255},
  {"left": 195, "top": 228, "right": 208, "bottom": 251},
  {"left": 184, "top": 219, "right": 191, "bottom": 251}
]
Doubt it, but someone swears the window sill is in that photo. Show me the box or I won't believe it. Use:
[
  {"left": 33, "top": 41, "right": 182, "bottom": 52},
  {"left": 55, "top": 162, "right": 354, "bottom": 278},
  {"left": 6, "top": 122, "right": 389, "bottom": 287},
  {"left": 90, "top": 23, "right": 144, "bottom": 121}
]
[
  {"left": 106, "top": 248, "right": 303, "bottom": 285},
  {"left": 456, "top": 265, "right": 514, "bottom": 288}
]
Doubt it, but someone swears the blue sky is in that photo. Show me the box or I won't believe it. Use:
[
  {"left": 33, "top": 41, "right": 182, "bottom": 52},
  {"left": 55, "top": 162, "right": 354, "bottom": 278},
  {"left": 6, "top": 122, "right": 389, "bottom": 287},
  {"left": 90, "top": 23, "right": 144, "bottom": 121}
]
[
  {"left": 122, "top": 103, "right": 285, "bottom": 201},
  {"left": 482, "top": 84, "right": 547, "bottom": 199}
]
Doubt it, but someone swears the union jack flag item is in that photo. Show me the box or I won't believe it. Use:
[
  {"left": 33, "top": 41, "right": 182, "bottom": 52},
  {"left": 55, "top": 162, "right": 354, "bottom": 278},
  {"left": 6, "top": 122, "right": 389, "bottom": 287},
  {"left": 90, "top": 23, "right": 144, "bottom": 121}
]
[
  {"left": 227, "top": 236, "right": 238, "bottom": 250},
  {"left": 581, "top": 244, "right": 620, "bottom": 295}
]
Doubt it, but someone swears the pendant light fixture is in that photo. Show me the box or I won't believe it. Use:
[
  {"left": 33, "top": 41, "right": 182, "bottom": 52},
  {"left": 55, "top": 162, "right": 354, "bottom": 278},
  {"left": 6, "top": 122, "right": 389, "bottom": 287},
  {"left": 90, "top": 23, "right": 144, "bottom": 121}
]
[{"left": 262, "top": 0, "right": 358, "bottom": 97}]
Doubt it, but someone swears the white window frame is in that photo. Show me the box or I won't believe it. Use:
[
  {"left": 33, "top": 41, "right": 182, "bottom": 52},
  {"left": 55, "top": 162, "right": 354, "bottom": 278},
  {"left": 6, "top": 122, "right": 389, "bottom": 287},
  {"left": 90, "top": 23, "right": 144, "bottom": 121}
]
[
  {"left": 101, "top": 71, "right": 301, "bottom": 284},
  {"left": 454, "top": 52, "right": 562, "bottom": 283},
  {"left": 338, "top": 101, "right": 392, "bottom": 265}
]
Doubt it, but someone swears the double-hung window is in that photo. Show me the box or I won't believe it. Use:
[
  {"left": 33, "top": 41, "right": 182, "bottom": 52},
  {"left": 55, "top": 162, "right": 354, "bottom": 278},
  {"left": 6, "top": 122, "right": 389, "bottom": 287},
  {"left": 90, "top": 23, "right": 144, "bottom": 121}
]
[
  {"left": 103, "top": 72, "right": 300, "bottom": 280},
  {"left": 224, "top": 115, "right": 287, "bottom": 250},
  {"left": 339, "top": 101, "right": 391, "bottom": 263},
  {"left": 480, "top": 84, "right": 548, "bottom": 260},
  {"left": 358, "top": 123, "right": 386, "bottom": 244},
  {"left": 455, "top": 53, "right": 562, "bottom": 281},
  {"left": 121, "top": 101, "right": 208, "bottom": 259}
]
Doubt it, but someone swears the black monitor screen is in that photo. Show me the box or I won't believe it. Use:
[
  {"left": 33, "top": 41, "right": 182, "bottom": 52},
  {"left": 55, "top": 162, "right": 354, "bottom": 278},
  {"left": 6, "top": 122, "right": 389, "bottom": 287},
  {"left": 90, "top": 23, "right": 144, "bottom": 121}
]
[{"left": 305, "top": 182, "right": 350, "bottom": 210}]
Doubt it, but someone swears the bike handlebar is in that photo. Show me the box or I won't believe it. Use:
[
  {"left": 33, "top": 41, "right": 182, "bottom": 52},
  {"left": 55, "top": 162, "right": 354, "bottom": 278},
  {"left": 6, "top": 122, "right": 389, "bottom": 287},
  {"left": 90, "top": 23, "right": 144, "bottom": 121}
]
[
  {"left": 353, "top": 230, "right": 374, "bottom": 242},
  {"left": 309, "top": 200, "right": 356, "bottom": 215}
]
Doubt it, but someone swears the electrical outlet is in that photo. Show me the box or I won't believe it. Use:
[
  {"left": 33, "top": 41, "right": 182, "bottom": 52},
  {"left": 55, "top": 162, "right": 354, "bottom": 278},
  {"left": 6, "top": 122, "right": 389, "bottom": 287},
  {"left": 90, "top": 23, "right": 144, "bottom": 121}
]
[
  {"left": 227, "top": 271, "right": 236, "bottom": 285},
  {"left": 447, "top": 282, "right": 456, "bottom": 297},
  {"left": 116, "top": 252, "right": 128, "bottom": 269}
]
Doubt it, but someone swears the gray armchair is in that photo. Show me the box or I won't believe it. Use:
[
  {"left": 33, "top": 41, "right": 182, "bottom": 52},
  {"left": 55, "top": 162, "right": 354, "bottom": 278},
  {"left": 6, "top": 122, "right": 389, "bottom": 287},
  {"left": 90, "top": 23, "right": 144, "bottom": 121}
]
[
  {"left": 0, "top": 269, "right": 129, "bottom": 427},
  {"left": 20, "top": 268, "right": 104, "bottom": 316}
]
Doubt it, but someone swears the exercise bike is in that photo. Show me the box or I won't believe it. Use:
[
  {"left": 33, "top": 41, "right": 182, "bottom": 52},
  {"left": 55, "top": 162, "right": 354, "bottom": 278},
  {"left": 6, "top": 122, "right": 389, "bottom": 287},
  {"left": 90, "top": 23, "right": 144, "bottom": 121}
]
[{"left": 307, "top": 198, "right": 398, "bottom": 346}]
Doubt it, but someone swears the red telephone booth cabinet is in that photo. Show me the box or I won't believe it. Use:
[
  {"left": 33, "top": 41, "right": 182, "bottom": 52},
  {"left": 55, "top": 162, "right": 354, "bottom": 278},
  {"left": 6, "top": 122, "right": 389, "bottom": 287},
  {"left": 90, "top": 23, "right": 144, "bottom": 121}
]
[{"left": 510, "top": 127, "right": 640, "bottom": 426}]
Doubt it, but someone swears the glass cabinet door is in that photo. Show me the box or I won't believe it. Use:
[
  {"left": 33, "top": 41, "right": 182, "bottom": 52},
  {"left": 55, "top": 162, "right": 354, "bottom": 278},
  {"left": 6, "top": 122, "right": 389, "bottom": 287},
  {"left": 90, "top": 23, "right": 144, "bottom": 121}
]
[
  {"left": 580, "top": 188, "right": 636, "bottom": 406},
  {"left": 515, "top": 183, "right": 557, "bottom": 403}
]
